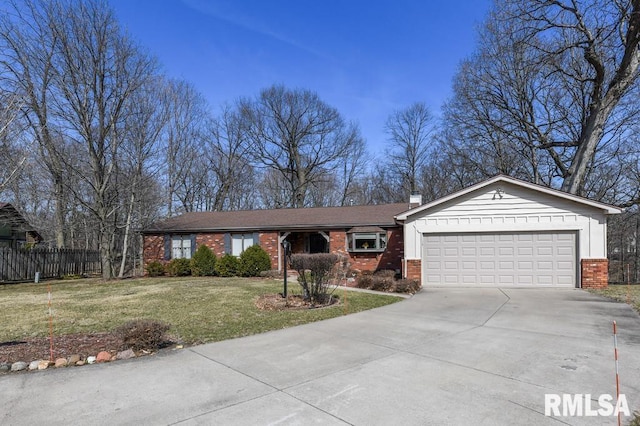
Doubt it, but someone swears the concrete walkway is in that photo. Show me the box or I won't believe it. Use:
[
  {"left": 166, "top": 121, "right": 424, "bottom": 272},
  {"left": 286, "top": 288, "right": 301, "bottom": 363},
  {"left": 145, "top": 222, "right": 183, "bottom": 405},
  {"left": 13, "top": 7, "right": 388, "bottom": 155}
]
[{"left": 1, "top": 288, "right": 639, "bottom": 425}]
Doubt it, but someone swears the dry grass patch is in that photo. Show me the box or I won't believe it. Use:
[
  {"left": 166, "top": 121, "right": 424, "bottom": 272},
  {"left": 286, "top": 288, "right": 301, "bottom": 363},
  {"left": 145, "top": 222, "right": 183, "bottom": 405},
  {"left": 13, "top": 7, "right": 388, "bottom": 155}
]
[{"left": 589, "top": 284, "right": 640, "bottom": 313}]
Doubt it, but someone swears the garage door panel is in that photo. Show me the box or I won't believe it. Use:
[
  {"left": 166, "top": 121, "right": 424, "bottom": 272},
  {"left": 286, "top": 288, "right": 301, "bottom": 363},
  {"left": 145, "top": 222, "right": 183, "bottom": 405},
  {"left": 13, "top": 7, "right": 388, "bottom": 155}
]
[
  {"left": 537, "top": 247, "right": 553, "bottom": 256},
  {"left": 423, "top": 231, "right": 576, "bottom": 287},
  {"left": 517, "top": 276, "right": 533, "bottom": 285},
  {"left": 444, "top": 248, "right": 458, "bottom": 256},
  {"left": 461, "top": 247, "right": 476, "bottom": 256},
  {"left": 518, "top": 261, "right": 533, "bottom": 270},
  {"left": 499, "top": 275, "right": 514, "bottom": 284},
  {"left": 479, "top": 247, "right": 495, "bottom": 256},
  {"left": 425, "top": 248, "right": 441, "bottom": 257},
  {"left": 517, "top": 247, "right": 533, "bottom": 256},
  {"left": 499, "top": 247, "right": 514, "bottom": 256},
  {"left": 556, "top": 246, "right": 573, "bottom": 256}
]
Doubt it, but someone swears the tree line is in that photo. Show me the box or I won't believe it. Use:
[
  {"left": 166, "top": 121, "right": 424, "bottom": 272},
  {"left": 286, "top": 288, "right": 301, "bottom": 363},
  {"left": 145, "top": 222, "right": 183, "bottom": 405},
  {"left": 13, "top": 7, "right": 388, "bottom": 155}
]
[{"left": 0, "top": 0, "right": 638, "bottom": 279}]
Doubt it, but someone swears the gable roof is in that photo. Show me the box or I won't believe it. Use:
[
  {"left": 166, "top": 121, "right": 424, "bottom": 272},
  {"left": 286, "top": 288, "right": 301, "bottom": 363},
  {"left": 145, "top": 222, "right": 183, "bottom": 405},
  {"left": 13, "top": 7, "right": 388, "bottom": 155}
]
[
  {"left": 395, "top": 175, "right": 623, "bottom": 221},
  {"left": 0, "top": 203, "right": 43, "bottom": 241},
  {"left": 144, "top": 203, "right": 410, "bottom": 233}
]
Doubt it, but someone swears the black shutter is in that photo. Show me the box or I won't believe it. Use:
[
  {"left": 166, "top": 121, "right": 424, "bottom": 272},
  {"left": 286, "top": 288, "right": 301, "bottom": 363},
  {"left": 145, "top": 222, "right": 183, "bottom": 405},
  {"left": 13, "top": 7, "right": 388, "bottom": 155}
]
[
  {"left": 252, "top": 232, "right": 260, "bottom": 246},
  {"left": 224, "top": 233, "right": 231, "bottom": 254},
  {"left": 190, "top": 234, "right": 197, "bottom": 254},
  {"left": 163, "top": 234, "right": 171, "bottom": 260}
]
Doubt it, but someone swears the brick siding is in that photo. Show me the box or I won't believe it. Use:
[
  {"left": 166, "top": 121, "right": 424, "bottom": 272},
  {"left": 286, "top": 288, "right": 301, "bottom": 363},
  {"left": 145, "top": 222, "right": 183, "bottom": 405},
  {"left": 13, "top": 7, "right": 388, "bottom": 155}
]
[
  {"left": 330, "top": 228, "right": 403, "bottom": 273},
  {"left": 259, "top": 232, "right": 279, "bottom": 269},
  {"left": 143, "top": 235, "right": 165, "bottom": 270},
  {"left": 405, "top": 259, "right": 421, "bottom": 284},
  {"left": 143, "top": 227, "right": 405, "bottom": 275},
  {"left": 581, "top": 259, "right": 608, "bottom": 289},
  {"left": 195, "top": 233, "right": 226, "bottom": 257}
]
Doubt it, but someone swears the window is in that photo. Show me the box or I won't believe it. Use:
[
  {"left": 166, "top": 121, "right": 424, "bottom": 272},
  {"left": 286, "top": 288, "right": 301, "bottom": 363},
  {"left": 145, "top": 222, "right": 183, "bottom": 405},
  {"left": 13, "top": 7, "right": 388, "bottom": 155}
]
[
  {"left": 348, "top": 232, "right": 387, "bottom": 252},
  {"left": 232, "top": 233, "right": 255, "bottom": 256},
  {"left": 172, "top": 235, "right": 192, "bottom": 259}
]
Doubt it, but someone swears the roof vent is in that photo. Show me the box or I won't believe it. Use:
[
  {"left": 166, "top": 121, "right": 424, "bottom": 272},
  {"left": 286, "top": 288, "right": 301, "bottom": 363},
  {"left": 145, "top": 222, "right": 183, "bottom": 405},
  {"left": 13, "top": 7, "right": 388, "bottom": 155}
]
[{"left": 409, "top": 194, "right": 422, "bottom": 207}]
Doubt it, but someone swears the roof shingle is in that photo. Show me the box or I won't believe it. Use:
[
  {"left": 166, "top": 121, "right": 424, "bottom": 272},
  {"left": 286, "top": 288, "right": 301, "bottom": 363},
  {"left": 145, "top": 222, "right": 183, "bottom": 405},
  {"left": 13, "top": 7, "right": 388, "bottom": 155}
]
[{"left": 144, "top": 203, "right": 410, "bottom": 233}]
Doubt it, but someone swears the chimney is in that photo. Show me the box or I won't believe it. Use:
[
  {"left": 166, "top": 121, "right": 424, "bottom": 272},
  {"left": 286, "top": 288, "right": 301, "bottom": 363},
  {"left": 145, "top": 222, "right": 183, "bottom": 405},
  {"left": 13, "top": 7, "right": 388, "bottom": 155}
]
[{"left": 409, "top": 194, "right": 422, "bottom": 208}]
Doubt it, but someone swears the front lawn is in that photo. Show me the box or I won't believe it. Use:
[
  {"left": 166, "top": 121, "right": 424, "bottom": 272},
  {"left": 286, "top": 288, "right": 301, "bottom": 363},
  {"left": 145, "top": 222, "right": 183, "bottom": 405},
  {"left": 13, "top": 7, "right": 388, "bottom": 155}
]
[
  {"left": 590, "top": 284, "right": 640, "bottom": 313},
  {"left": 0, "top": 277, "right": 402, "bottom": 344}
]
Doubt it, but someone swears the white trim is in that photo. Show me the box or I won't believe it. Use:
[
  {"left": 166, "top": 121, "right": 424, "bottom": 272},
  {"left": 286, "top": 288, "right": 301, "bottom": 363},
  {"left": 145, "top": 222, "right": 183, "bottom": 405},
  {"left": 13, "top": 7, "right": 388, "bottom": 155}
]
[{"left": 395, "top": 175, "right": 623, "bottom": 220}]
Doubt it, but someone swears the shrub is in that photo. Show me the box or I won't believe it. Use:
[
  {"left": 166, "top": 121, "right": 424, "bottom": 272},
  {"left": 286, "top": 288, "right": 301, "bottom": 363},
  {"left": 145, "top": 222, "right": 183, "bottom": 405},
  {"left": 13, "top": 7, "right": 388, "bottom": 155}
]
[
  {"left": 166, "top": 258, "right": 191, "bottom": 276},
  {"left": 394, "top": 279, "right": 421, "bottom": 294},
  {"left": 355, "top": 274, "right": 374, "bottom": 289},
  {"left": 290, "top": 253, "right": 340, "bottom": 304},
  {"left": 146, "top": 261, "right": 165, "bottom": 277},
  {"left": 215, "top": 253, "right": 240, "bottom": 277},
  {"left": 630, "top": 411, "right": 640, "bottom": 426},
  {"left": 374, "top": 269, "right": 397, "bottom": 278},
  {"left": 370, "top": 275, "right": 395, "bottom": 292},
  {"left": 239, "top": 245, "right": 271, "bottom": 277},
  {"left": 190, "top": 245, "right": 217, "bottom": 276},
  {"left": 116, "top": 319, "right": 171, "bottom": 351}
]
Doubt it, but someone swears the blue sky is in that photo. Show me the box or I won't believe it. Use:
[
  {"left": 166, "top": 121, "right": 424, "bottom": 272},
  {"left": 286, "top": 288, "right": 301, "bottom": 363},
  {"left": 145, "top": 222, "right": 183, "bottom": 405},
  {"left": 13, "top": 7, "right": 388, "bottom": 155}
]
[{"left": 109, "top": 0, "right": 492, "bottom": 153}]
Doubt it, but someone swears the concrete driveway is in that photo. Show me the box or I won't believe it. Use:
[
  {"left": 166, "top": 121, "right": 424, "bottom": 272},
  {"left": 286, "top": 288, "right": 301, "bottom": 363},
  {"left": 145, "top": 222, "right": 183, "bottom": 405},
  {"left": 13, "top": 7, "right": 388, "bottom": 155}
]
[{"left": 1, "top": 288, "right": 639, "bottom": 425}]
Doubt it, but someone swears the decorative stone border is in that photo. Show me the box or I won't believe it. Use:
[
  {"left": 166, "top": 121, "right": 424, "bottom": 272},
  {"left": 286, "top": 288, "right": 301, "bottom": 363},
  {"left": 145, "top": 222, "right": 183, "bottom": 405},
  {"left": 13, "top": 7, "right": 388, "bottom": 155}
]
[{"left": 0, "top": 347, "right": 153, "bottom": 373}]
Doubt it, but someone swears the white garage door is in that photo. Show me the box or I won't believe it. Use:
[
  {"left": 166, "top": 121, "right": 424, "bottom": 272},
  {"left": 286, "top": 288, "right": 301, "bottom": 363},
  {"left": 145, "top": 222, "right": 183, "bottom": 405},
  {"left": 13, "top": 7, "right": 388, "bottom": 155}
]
[{"left": 423, "top": 231, "right": 577, "bottom": 287}]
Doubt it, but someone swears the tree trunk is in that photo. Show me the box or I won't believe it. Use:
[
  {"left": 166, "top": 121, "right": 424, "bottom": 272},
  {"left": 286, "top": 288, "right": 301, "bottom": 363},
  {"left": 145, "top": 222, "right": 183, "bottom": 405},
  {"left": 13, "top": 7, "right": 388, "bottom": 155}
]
[
  {"left": 561, "top": 103, "right": 611, "bottom": 195},
  {"left": 118, "top": 179, "right": 137, "bottom": 278}
]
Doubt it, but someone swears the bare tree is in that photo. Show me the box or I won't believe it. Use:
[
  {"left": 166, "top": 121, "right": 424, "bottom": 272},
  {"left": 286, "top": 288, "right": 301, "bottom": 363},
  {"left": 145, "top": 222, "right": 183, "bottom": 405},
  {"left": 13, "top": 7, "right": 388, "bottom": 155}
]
[
  {"left": 240, "top": 85, "right": 364, "bottom": 208},
  {"left": 445, "top": 0, "right": 640, "bottom": 196},
  {"left": 117, "top": 78, "right": 167, "bottom": 277},
  {"left": 384, "top": 102, "right": 436, "bottom": 198},
  {"left": 204, "top": 105, "right": 256, "bottom": 211},
  {"left": 0, "top": 91, "right": 26, "bottom": 195},
  {"left": 48, "top": 0, "right": 156, "bottom": 278},
  {"left": 163, "top": 79, "right": 207, "bottom": 215},
  {"left": 0, "top": 1, "right": 69, "bottom": 247}
]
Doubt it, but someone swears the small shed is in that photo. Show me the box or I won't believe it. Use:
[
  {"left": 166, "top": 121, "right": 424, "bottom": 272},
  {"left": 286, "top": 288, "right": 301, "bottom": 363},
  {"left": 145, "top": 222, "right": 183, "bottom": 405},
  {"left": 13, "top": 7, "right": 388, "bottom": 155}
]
[
  {"left": 0, "top": 203, "right": 42, "bottom": 248},
  {"left": 396, "top": 175, "right": 622, "bottom": 288}
]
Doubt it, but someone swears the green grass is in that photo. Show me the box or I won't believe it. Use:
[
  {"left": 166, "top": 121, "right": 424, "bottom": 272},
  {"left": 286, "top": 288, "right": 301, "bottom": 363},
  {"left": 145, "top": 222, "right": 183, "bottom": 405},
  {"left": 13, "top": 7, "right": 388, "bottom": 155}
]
[
  {"left": 590, "top": 284, "right": 640, "bottom": 313},
  {"left": 0, "top": 277, "right": 402, "bottom": 344}
]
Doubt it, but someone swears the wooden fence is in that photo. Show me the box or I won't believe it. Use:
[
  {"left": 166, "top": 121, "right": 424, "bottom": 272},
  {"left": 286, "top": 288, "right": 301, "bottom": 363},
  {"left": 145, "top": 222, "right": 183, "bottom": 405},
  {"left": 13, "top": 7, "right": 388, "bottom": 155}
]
[{"left": 0, "top": 248, "right": 101, "bottom": 282}]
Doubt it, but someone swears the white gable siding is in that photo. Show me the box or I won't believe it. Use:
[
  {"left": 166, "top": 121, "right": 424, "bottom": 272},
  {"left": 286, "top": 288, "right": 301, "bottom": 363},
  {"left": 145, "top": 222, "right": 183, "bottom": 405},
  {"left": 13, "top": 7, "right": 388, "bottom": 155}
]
[{"left": 403, "top": 182, "right": 608, "bottom": 261}]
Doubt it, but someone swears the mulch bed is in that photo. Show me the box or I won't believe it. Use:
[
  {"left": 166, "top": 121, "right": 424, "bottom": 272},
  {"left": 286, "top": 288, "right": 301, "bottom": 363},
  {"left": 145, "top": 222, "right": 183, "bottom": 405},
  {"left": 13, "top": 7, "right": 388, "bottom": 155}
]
[
  {"left": 255, "top": 294, "right": 338, "bottom": 311},
  {"left": 0, "top": 332, "right": 122, "bottom": 364}
]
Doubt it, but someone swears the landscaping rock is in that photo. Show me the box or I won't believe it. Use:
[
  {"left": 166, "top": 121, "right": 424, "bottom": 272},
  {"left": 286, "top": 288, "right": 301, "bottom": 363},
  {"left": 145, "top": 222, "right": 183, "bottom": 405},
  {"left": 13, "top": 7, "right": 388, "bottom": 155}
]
[
  {"left": 116, "top": 349, "right": 135, "bottom": 360},
  {"left": 76, "top": 360, "right": 85, "bottom": 366},
  {"left": 11, "top": 361, "right": 27, "bottom": 372},
  {"left": 86, "top": 356, "right": 96, "bottom": 364},
  {"left": 29, "top": 360, "right": 41, "bottom": 371},
  {"left": 38, "top": 360, "right": 51, "bottom": 370},
  {"left": 68, "top": 354, "right": 81, "bottom": 365},
  {"left": 96, "top": 351, "right": 111, "bottom": 363},
  {"left": 54, "top": 358, "right": 68, "bottom": 368},
  {"left": 0, "top": 362, "right": 11, "bottom": 372}
]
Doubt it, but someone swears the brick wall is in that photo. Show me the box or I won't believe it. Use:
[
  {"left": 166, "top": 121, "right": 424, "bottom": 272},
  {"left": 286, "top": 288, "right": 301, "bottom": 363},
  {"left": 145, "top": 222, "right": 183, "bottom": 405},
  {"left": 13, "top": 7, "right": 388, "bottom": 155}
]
[
  {"left": 195, "top": 233, "right": 226, "bottom": 257},
  {"left": 259, "top": 232, "right": 279, "bottom": 269},
  {"left": 143, "top": 235, "right": 165, "bottom": 269},
  {"left": 144, "top": 228, "right": 406, "bottom": 275},
  {"left": 581, "top": 259, "right": 608, "bottom": 289},
  {"left": 405, "top": 259, "right": 421, "bottom": 284},
  {"left": 329, "top": 228, "right": 404, "bottom": 273}
]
